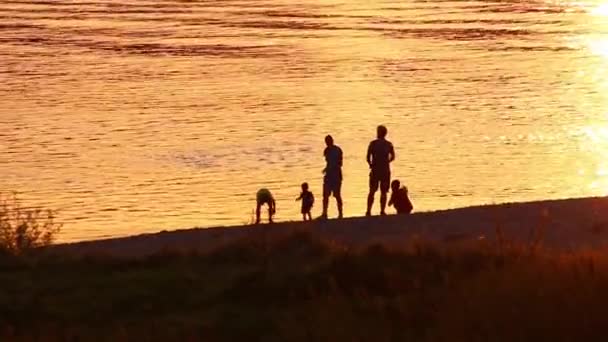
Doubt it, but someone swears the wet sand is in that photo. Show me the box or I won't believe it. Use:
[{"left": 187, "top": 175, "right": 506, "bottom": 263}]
[{"left": 53, "top": 197, "right": 608, "bottom": 257}]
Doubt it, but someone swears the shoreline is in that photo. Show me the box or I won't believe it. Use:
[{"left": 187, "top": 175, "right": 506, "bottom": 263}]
[{"left": 53, "top": 196, "right": 608, "bottom": 257}]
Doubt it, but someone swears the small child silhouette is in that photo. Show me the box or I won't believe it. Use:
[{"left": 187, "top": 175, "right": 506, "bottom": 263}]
[
  {"left": 388, "top": 180, "right": 413, "bottom": 215},
  {"left": 296, "top": 182, "right": 315, "bottom": 221}
]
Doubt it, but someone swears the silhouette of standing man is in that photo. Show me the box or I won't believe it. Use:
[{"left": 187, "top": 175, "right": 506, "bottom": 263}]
[
  {"left": 321, "top": 135, "right": 344, "bottom": 219},
  {"left": 366, "top": 125, "right": 395, "bottom": 216}
]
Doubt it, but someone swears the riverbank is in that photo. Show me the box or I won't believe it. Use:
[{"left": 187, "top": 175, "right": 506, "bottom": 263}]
[
  {"left": 3, "top": 220, "right": 608, "bottom": 340},
  {"left": 3, "top": 197, "right": 608, "bottom": 340},
  {"left": 54, "top": 196, "right": 608, "bottom": 257}
]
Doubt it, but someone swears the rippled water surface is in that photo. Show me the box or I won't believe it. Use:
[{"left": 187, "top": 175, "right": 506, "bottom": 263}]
[{"left": 2, "top": 0, "right": 608, "bottom": 241}]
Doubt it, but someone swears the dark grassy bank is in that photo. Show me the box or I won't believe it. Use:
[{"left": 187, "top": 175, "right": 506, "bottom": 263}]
[{"left": 2, "top": 230, "right": 608, "bottom": 341}]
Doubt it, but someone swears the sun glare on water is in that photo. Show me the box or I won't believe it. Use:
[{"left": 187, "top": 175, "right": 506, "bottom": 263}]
[
  {"left": 577, "top": 2, "right": 608, "bottom": 194},
  {"left": 588, "top": 39, "right": 608, "bottom": 56},
  {"left": 591, "top": 3, "right": 608, "bottom": 15},
  {"left": 585, "top": 2, "right": 608, "bottom": 56}
]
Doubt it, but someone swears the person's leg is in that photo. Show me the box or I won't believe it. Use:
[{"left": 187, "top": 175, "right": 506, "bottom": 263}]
[
  {"left": 367, "top": 172, "right": 378, "bottom": 216},
  {"left": 380, "top": 191, "right": 388, "bottom": 215},
  {"left": 268, "top": 205, "right": 273, "bottom": 223},
  {"left": 255, "top": 202, "right": 262, "bottom": 224},
  {"left": 335, "top": 183, "right": 343, "bottom": 219},
  {"left": 321, "top": 180, "right": 329, "bottom": 218},
  {"left": 379, "top": 173, "right": 390, "bottom": 215},
  {"left": 366, "top": 191, "right": 375, "bottom": 216}
]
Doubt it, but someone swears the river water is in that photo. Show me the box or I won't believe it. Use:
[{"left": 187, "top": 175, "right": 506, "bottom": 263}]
[{"left": 1, "top": 0, "right": 608, "bottom": 241}]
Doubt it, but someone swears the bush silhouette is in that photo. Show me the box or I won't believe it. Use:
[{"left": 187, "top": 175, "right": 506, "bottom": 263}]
[{"left": 0, "top": 192, "right": 62, "bottom": 255}]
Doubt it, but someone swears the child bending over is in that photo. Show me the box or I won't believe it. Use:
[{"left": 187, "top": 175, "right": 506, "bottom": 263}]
[{"left": 256, "top": 188, "right": 276, "bottom": 224}]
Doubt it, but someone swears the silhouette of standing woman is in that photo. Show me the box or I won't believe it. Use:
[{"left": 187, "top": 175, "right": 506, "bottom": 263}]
[
  {"left": 321, "top": 135, "right": 344, "bottom": 219},
  {"left": 366, "top": 125, "right": 395, "bottom": 216}
]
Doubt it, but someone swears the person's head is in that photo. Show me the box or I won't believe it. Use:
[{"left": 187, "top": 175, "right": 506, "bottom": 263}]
[
  {"left": 301, "top": 182, "right": 309, "bottom": 191},
  {"left": 377, "top": 125, "right": 388, "bottom": 139},
  {"left": 325, "top": 135, "right": 334, "bottom": 147},
  {"left": 391, "top": 179, "right": 401, "bottom": 192}
]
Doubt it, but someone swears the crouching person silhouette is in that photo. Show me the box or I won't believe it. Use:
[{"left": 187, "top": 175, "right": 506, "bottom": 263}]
[
  {"left": 256, "top": 188, "right": 276, "bottom": 224},
  {"left": 388, "top": 180, "right": 413, "bottom": 215}
]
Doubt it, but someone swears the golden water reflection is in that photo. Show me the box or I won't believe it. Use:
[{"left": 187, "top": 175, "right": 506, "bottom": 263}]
[{"left": 1, "top": 0, "right": 608, "bottom": 241}]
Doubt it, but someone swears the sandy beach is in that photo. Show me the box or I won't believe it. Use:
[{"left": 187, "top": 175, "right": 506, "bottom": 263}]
[{"left": 53, "top": 196, "right": 608, "bottom": 257}]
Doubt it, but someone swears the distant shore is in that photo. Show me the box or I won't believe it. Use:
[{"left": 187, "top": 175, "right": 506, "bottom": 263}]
[{"left": 53, "top": 196, "right": 608, "bottom": 257}]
